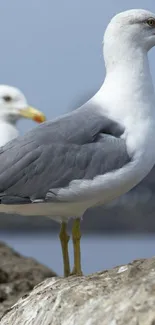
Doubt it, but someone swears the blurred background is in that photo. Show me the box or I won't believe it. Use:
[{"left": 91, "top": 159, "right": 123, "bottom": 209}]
[{"left": 0, "top": 0, "right": 155, "bottom": 276}]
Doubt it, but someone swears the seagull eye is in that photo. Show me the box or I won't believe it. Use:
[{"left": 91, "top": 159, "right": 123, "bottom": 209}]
[
  {"left": 3, "top": 95, "right": 12, "bottom": 102},
  {"left": 147, "top": 18, "right": 155, "bottom": 27}
]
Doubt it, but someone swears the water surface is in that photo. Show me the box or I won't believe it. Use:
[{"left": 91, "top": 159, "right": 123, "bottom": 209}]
[{"left": 1, "top": 232, "right": 154, "bottom": 276}]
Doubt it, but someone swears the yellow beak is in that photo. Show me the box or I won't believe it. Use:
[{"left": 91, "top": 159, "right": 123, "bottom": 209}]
[{"left": 19, "top": 106, "right": 46, "bottom": 123}]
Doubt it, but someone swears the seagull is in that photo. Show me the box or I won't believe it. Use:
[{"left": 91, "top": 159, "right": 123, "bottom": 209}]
[
  {"left": 0, "top": 9, "right": 154, "bottom": 277},
  {"left": 0, "top": 85, "right": 46, "bottom": 146}
]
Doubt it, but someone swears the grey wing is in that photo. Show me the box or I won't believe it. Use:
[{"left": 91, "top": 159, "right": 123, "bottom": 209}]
[
  {"left": 0, "top": 103, "right": 131, "bottom": 204},
  {"left": 1, "top": 102, "right": 124, "bottom": 150},
  {"left": 0, "top": 134, "right": 130, "bottom": 204}
]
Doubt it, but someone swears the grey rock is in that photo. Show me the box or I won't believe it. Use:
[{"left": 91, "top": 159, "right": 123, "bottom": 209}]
[
  {"left": 0, "top": 242, "right": 56, "bottom": 318},
  {"left": 1, "top": 257, "right": 155, "bottom": 324}
]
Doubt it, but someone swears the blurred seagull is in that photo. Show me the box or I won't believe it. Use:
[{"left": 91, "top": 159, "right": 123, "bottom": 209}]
[
  {"left": 0, "top": 85, "right": 46, "bottom": 146},
  {"left": 0, "top": 9, "right": 154, "bottom": 277}
]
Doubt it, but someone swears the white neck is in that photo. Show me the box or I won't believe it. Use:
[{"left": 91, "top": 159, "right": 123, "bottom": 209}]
[
  {"left": 100, "top": 45, "right": 154, "bottom": 131},
  {"left": 93, "top": 44, "right": 155, "bottom": 181},
  {"left": 0, "top": 121, "right": 18, "bottom": 147},
  {"left": 104, "top": 44, "right": 154, "bottom": 105}
]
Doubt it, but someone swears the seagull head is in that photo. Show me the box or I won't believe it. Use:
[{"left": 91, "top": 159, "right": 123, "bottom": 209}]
[
  {"left": 0, "top": 85, "right": 46, "bottom": 124},
  {"left": 104, "top": 9, "right": 155, "bottom": 66}
]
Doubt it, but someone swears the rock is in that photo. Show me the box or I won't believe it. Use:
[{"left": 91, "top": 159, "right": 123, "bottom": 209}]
[
  {"left": 1, "top": 258, "right": 155, "bottom": 325},
  {"left": 0, "top": 241, "right": 56, "bottom": 318}
]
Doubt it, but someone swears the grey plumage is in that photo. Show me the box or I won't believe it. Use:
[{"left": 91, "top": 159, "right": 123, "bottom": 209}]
[{"left": 0, "top": 104, "right": 131, "bottom": 204}]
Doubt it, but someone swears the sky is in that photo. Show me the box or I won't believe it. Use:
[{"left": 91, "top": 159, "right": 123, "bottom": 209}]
[{"left": 0, "top": 0, "right": 154, "bottom": 135}]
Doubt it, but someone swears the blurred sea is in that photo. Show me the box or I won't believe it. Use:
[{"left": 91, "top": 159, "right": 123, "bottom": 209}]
[{"left": 1, "top": 232, "right": 155, "bottom": 276}]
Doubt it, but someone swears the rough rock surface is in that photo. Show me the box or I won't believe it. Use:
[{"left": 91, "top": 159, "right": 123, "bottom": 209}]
[
  {"left": 1, "top": 257, "right": 155, "bottom": 325},
  {"left": 0, "top": 241, "right": 56, "bottom": 318}
]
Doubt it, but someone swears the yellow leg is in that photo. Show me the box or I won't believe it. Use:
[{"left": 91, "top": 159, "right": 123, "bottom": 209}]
[
  {"left": 59, "top": 222, "right": 70, "bottom": 277},
  {"left": 71, "top": 218, "right": 83, "bottom": 276}
]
